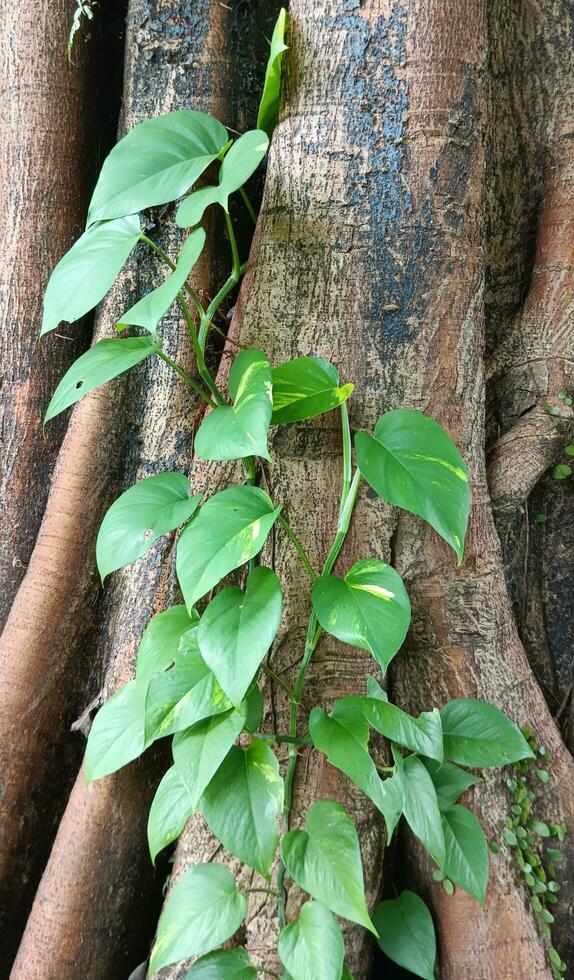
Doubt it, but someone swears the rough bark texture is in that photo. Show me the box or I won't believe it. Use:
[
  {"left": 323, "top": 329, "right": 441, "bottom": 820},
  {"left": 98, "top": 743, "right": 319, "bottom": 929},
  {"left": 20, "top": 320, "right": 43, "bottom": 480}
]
[
  {"left": 7, "top": 2, "right": 277, "bottom": 977},
  {"left": 0, "top": 0, "right": 98, "bottom": 631}
]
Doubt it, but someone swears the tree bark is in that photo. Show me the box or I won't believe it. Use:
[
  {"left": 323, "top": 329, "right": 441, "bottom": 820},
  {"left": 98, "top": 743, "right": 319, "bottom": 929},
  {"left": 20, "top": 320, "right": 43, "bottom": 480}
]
[{"left": 8, "top": 2, "right": 277, "bottom": 977}]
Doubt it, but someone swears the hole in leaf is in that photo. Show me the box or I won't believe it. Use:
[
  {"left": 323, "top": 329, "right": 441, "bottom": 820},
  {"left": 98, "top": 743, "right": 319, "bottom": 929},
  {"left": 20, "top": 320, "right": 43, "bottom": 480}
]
[
  {"left": 143, "top": 528, "right": 154, "bottom": 540},
  {"left": 75, "top": 380, "right": 84, "bottom": 389}
]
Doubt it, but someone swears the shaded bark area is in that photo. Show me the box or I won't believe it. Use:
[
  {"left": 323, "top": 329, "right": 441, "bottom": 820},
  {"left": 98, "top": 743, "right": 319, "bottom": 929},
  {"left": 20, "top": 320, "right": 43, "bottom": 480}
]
[{"left": 8, "top": 2, "right": 278, "bottom": 977}]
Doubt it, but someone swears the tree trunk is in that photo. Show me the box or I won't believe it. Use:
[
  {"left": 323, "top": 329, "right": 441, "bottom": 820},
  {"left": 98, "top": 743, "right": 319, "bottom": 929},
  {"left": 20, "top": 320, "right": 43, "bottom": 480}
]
[{"left": 7, "top": 2, "right": 277, "bottom": 977}]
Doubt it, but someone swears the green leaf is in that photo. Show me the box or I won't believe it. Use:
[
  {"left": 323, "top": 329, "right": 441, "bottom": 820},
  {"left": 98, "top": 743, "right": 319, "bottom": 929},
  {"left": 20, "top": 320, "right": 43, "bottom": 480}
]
[
  {"left": 135, "top": 604, "right": 199, "bottom": 693},
  {"left": 85, "top": 680, "right": 144, "bottom": 782},
  {"left": 355, "top": 408, "right": 470, "bottom": 563},
  {"left": 281, "top": 799, "right": 375, "bottom": 932},
  {"left": 308, "top": 698, "right": 403, "bottom": 840},
  {"left": 195, "top": 349, "right": 273, "bottom": 461},
  {"left": 552, "top": 463, "right": 571, "bottom": 480},
  {"left": 45, "top": 336, "right": 159, "bottom": 422},
  {"left": 145, "top": 649, "right": 232, "bottom": 743},
  {"left": 441, "top": 804, "right": 489, "bottom": 903},
  {"left": 197, "top": 566, "right": 282, "bottom": 706},
  {"left": 271, "top": 356, "right": 354, "bottom": 425},
  {"left": 184, "top": 948, "right": 257, "bottom": 979},
  {"left": 440, "top": 699, "right": 534, "bottom": 767},
  {"left": 40, "top": 215, "right": 142, "bottom": 336},
  {"left": 176, "top": 131, "right": 269, "bottom": 227},
  {"left": 311, "top": 559, "right": 411, "bottom": 673},
  {"left": 172, "top": 707, "right": 245, "bottom": 808},
  {"left": 398, "top": 754, "right": 445, "bottom": 865},
  {"left": 96, "top": 473, "right": 201, "bottom": 581},
  {"left": 257, "top": 8, "right": 288, "bottom": 138},
  {"left": 278, "top": 901, "right": 344, "bottom": 980},
  {"left": 363, "top": 699, "right": 443, "bottom": 762},
  {"left": 87, "top": 110, "right": 229, "bottom": 225},
  {"left": 176, "top": 485, "right": 281, "bottom": 611},
  {"left": 373, "top": 891, "right": 436, "bottom": 980},
  {"left": 422, "top": 758, "right": 481, "bottom": 810},
  {"left": 149, "top": 863, "right": 246, "bottom": 976},
  {"left": 116, "top": 228, "right": 206, "bottom": 335},
  {"left": 201, "top": 741, "right": 283, "bottom": 878},
  {"left": 147, "top": 765, "right": 194, "bottom": 863}
]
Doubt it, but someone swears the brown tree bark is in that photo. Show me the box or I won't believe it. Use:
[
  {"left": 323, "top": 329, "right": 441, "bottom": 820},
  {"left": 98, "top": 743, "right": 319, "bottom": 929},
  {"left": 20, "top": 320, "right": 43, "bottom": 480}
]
[
  {"left": 0, "top": 0, "right": 98, "bottom": 631},
  {"left": 7, "top": 2, "right": 277, "bottom": 977}
]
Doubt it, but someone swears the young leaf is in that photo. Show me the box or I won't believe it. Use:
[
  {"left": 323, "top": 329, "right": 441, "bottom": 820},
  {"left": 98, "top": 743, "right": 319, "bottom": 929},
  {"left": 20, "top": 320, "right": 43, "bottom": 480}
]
[
  {"left": 197, "top": 566, "right": 282, "bottom": 706},
  {"left": 311, "top": 559, "right": 411, "bottom": 673},
  {"left": 270, "top": 356, "right": 354, "bottom": 425},
  {"left": 45, "top": 336, "right": 159, "bottom": 422},
  {"left": 195, "top": 349, "right": 273, "bottom": 461},
  {"left": 176, "top": 485, "right": 281, "bottom": 611},
  {"left": 398, "top": 754, "right": 445, "bottom": 865},
  {"left": 172, "top": 707, "right": 245, "bottom": 808},
  {"left": 201, "top": 741, "right": 284, "bottom": 879},
  {"left": 422, "top": 758, "right": 481, "bottom": 810},
  {"left": 440, "top": 698, "right": 534, "bottom": 767},
  {"left": 281, "top": 799, "right": 375, "bottom": 932},
  {"left": 257, "top": 8, "right": 288, "bottom": 138},
  {"left": 176, "top": 130, "right": 269, "bottom": 228},
  {"left": 363, "top": 699, "right": 443, "bottom": 763},
  {"left": 277, "top": 901, "right": 344, "bottom": 980},
  {"left": 309, "top": 698, "right": 403, "bottom": 840},
  {"left": 144, "top": 651, "right": 232, "bottom": 743},
  {"left": 96, "top": 472, "right": 201, "bottom": 581},
  {"left": 40, "top": 214, "right": 142, "bottom": 336},
  {"left": 147, "top": 764, "right": 194, "bottom": 863},
  {"left": 441, "top": 804, "right": 489, "bottom": 903},
  {"left": 355, "top": 408, "right": 470, "bottom": 563},
  {"left": 373, "top": 891, "right": 436, "bottom": 980},
  {"left": 135, "top": 604, "right": 199, "bottom": 693},
  {"left": 184, "top": 948, "right": 257, "bottom": 979},
  {"left": 85, "top": 680, "right": 144, "bottom": 782},
  {"left": 87, "top": 110, "right": 229, "bottom": 224},
  {"left": 116, "top": 228, "right": 206, "bottom": 335},
  {"left": 149, "top": 863, "right": 246, "bottom": 975}
]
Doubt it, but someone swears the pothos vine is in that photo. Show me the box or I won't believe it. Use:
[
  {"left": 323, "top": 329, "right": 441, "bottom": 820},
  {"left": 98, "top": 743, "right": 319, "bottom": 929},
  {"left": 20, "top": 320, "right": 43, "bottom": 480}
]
[{"left": 41, "top": 11, "right": 563, "bottom": 979}]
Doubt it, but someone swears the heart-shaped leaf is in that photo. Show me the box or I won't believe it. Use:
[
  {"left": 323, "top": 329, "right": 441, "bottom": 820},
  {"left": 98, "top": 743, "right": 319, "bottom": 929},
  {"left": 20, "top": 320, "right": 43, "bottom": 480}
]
[
  {"left": 281, "top": 799, "right": 375, "bottom": 932},
  {"left": 40, "top": 214, "right": 142, "bottom": 336},
  {"left": 45, "top": 336, "right": 159, "bottom": 422},
  {"left": 172, "top": 706, "right": 245, "bottom": 808},
  {"left": 184, "top": 948, "right": 257, "bottom": 979},
  {"left": 176, "top": 485, "right": 281, "bottom": 611},
  {"left": 201, "top": 741, "right": 284, "bottom": 878},
  {"left": 176, "top": 130, "right": 269, "bottom": 227},
  {"left": 309, "top": 698, "right": 403, "bottom": 840},
  {"left": 117, "top": 228, "right": 206, "bottom": 336},
  {"left": 96, "top": 472, "right": 201, "bottom": 581},
  {"left": 149, "top": 863, "right": 246, "bottom": 976},
  {"left": 85, "top": 680, "right": 144, "bottom": 782},
  {"left": 422, "top": 758, "right": 481, "bottom": 811},
  {"left": 257, "top": 8, "right": 288, "bottom": 138},
  {"left": 373, "top": 891, "right": 436, "bottom": 980},
  {"left": 147, "top": 764, "right": 194, "bottom": 863},
  {"left": 397, "top": 754, "right": 445, "bottom": 865},
  {"left": 195, "top": 349, "right": 273, "bottom": 461},
  {"left": 87, "top": 110, "right": 229, "bottom": 224},
  {"left": 198, "top": 566, "right": 282, "bottom": 706},
  {"left": 135, "top": 604, "right": 199, "bottom": 693},
  {"left": 440, "top": 698, "right": 534, "bottom": 767},
  {"left": 363, "top": 698, "right": 443, "bottom": 762},
  {"left": 355, "top": 408, "right": 470, "bottom": 563},
  {"left": 441, "top": 804, "right": 489, "bottom": 903},
  {"left": 145, "top": 648, "right": 232, "bottom": 743},
  {"left": 271, "top": 356, "right": 354, "bottom": 425},
  {"left": 311, "top": 559, "right": 411, "bottom": 672},
  {"left": 278, "top": 901, "right": 343, "bottom": 980}
]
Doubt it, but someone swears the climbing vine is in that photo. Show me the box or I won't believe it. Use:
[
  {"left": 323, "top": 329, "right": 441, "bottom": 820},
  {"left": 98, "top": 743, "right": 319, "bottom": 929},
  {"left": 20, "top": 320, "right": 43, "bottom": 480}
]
[{"left": 41, "top": 11, "right": 541, "bottom": 979}]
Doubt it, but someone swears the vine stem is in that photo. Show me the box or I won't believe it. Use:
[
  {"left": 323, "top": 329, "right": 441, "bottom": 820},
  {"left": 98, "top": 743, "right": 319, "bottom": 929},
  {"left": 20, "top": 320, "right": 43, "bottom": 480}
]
[
  {"left": 276, "top": 458, "right": 361, "bottom": 926},
  {"left": 240, "top": 186, "right": 257, "bottom": 224},
  {"left": 156, "top": 351, "right": 216, "bottom": 408},
  {"left": 277, "top": 516, "right": 317, "bottom": 584}
]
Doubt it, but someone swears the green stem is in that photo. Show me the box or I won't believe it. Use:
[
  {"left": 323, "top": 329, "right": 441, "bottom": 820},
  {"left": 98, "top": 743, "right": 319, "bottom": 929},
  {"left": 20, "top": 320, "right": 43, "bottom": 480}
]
[
  {"left": 225, "top": 211, "right": 241, "bottom": 279},
  {"left": 140, "top": 234, "right": 204, "bottom": 315},
  {"left": 246, "top": 887, "right": 280, "bottom": 898},
  {"left": 277, "top": 515, "right": 317, "bottom": 584},
  {"left": 178, "top": 294, "right": 226, "bottom": 406},
  {"left": 339, "top": 402, "right": 352, "bottom": 521},
  {"left": 252, "top": 732, "right": 311, "bottom": 747},
  {"left": 240, "top": 186, "right": 257, "bottom": 224},
  {"left": 260, "top": 664, "right": 295, "bottom": 699},
  {"left": 156, "top": 351, "right": 216, "bottom": 408},
  {"left": 198, "top": 266, "right": 246, "bottom": 350}
]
